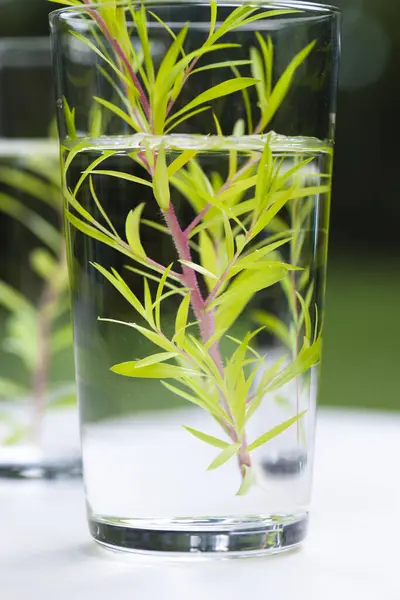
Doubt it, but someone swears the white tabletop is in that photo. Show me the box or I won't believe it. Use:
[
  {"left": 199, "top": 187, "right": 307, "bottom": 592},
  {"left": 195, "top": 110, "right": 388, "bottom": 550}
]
[{"left": 1, "top": 408, "right": 399, "bottom": 600}]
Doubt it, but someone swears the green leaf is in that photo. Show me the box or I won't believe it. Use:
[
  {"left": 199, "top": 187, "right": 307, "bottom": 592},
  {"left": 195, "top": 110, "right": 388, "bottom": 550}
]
[
  {"left": 0, "top": 192, "right": 61, "bottom": 253},
  {"left": 199, "top": 231, "right": 218, "bottom": 292},
  {"left": 175, "top": 293, "right": 191, "bottom": 347},
  {"left": 0, "top": 378, "right": 27, "bottom": 398},
  {"left": 169, "top": 78, "right": 258, "bottom": 123},
  {"left": 214, "top": 264, "right": 288, "bottom": 334},
  {"left": 211, "top": 263, "right": 288, "bottom": 309},
  {"left": 249, "top": 188, "right": 294, "bottom": 241},
  {"left": 71, "top": 31, "right": 137, "bottom": 97},
  {"left": 252, "top": 310, "right": 291, "bottom": 348},
  {"left": 212, "top": 112, "right": 223, "bottom": 136},
  {"left": 92, "top": 264, "right": 146, "bottom": 319},
  {"left": 246, "top": 355, "right": 288, "bottom": 423},
  {"left": 235, "top": 234, "right": 246, "bottom": 253},
  {"left": 248, "top": 411, "right": 307, "bottom": 452},
  {"left": 135, "top": 351, "right": 178, "bottom": 368},
  {"left": 192, "top": 60, "right": 252, "bottom": 75},
  {"left": 256, "top": 33, "right": 273, "bottom": 99},
  {"left": 111, "top": 360, "right": 195, "bottom": 379},
  {"left": 209, "top": 0, "right": 217, "bottom": 38},
  {"left": 63, "top": 96, "right": 77, "bottom": 139},
  {"left": 93, "top": 96, "right": 139, "bottom": 132},
  {"left": 3, "top": 426, "right": 28, "bottom": 446},
  {"left": 236, "top": 465, "right": 256, "bottom": 496},
  {"left": 125, "top": 204, "right": 146, "bottom": 259},
  {"left": 165, "top": 106, "right": 211, "bottom": 134},
  {"left": 143, "top": 278, "right": 155, "bottom": 327},
  {"left": 259, "top": 41, "right": 316, "bottom": 131},
  {"left": 229, "top": 238, "right": 292, "bottom": 278},
  {"left": 154, "top": 263, "right": 173, "bottom": 329},
  {"left": 30, "top": 248, "right": 57, "bottom": 281},
  {"left": 89, "top": 175, "right": 119, "bottom": 237},
  {"left": 0, "top": 281, "right": 34, "bottom": 314},
  {"left": 87, "top": 169, "right": 152, "bottom": 188},
  {"left": 266, "top": 338, "right": 321, "bottom": 393},
  {"left": 89, "top": 102, "right": 103, "bottom": 137},
  {"left": 67, "top": 211, "right": 134, "bottom": 260},
  {"left": 180, "top": 260, "right": 218, "bottom": 281},
  {"left": 162, "top": 381, "right": 223, "bottom": 421},
  {"left": 208, "top": 443, "right": 241, "bottom": 471},
  {"left": 296, "top": 291, "right": 312, "bottom": 343},
  {"left": 132, "top": 4, "right": 155, "bottom": 86},
  {"left": 100, "top": 319, "right": 175, "bottom": 353},
  {"left": 250, "top": 46, "right": 266, "bottom": 110},
  {"left": 0, "top": 165, "right": 60, "bottom": 208},
  {"left": 3, "top": 310, "right": 38, "bottom": 370},
  {"left": 183, "top": 426, "right": 230, "bottom": 449},
  {"left": 168, "top": 150, "right": 198, "bottom": 178},
  {"left": 153, "top": 144, "right": 170, "bottom": 210}
]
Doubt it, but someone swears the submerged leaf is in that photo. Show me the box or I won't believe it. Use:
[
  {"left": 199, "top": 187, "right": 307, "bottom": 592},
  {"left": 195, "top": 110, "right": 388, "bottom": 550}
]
[
  {"left": 134, "top": 352, "right": 178, "bottom": 368},
  {"left": 180, "top": 260, "right": 218, "bottom": 281},
  {"left": 236, "top": 465, "right": 256, "bottom": 496},
  {"left": 248, "top": 411, "right": 306, "bottom": 451},
  {"left": 125, "top": 204, "right": 146, "bottom": 259},
  {"left": 208, "top": 443, "right": 241, "bottom": 470},
  {"left": 174, "top": 293, "right": 191, "bottom": 347},
  {"left": 252, "top": 310, "right": 291, "bottom": 348},
  {"left": 111, "top": 360, "right": 193, "bottom": 379},
  {"left": 183, "top": 426, "right": 230, "bottom": 449},
  {"left": 153, "top": 144, "right": 170, "bottom": 210}
]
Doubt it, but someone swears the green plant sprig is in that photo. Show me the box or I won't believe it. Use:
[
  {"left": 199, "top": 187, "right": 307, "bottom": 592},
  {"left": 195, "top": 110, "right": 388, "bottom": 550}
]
[
  {"left": 0, "top": 151, "right": 75, "bottom": 445},
  {"left": 57, "top": 1, "right": 327, "bottom": 493}
]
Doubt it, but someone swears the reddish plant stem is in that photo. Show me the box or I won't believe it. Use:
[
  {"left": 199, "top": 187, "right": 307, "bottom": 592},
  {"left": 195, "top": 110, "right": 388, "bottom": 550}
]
[
  {"left": 83, "top": 2, "right": 151, "bottom": 119},
  {"left": 162, "top": 202, "right": 252, "bottom": 474},
  {"left": 30, "top": 250, "right": 66, "bottom": 446}
]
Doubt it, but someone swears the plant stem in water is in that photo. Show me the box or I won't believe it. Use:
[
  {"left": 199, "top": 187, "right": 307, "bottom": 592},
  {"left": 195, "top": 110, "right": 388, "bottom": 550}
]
[{"left": 162, "top": 202, "right": 252, "bottom": 475}]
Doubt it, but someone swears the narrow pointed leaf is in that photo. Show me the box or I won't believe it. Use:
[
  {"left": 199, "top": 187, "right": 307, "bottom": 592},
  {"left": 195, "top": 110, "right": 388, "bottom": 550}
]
[
  {"left": 180, "top": 260, "right": 218, "bottom": 281},
  {"left": 248, "top": 411, "right": 307, "bottom": 451},
  {"left": 135, "top": 352, "right": 178, "bottom": 369},
  {"left": 168, "top": 150, "right": 198, "bottom": 177},
  {"left": 170, "top": 78, "right": 258, "bottom": 122},
  {"left": 153, "top": 145, "right": 170, "bottom": 210},
  {"left": 259, "top": 41, "right": 316, "bottom": 131},
  {"left": 183, "top": 426, "right": 230, "bottom": 449},
  {"left": 208, "top": 443, "right": 241, "bottom": 471},
  {"left": 111, "top": 361, "right": 194, "bottom": 379},
  {"left": 87, "top": 169, "right": 152, "bottom": 188},
  {"left": 236, "top": 465, "right": 256, "bottom": 496},
  {"left": 93, "top": 96, "right": 139, "bottom": 132},
  {"left": 92, "top": 264, "right": 146, "bottom": 318},
  {"left": 126, "top": 204, "right": 146, "bottom": 258},
  {"left": 175, "top": 293, "right": 191, "bottom": 346}
]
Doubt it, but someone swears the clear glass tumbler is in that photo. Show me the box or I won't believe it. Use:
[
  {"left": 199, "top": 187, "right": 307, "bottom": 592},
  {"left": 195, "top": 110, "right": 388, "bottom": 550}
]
[
  {"left": 0, "top": 38, "right": 80, "bottom": 479},
  {"left": 50, "top": 1, "right": 341, "bottom": 555}
]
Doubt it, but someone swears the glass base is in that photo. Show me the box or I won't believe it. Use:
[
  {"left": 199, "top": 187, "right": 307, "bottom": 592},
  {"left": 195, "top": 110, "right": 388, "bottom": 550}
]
[
  {"left": 0, "top": 456, "right": 82, "bottom": 480},
  {"left": 89, "top": 513, "right": 308, "bottom": 557}
]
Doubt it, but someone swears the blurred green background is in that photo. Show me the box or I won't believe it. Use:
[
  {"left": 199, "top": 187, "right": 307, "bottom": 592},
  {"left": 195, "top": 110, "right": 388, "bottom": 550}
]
[{"left": 0, "top": 0, "right": 398, "bottom": 412}]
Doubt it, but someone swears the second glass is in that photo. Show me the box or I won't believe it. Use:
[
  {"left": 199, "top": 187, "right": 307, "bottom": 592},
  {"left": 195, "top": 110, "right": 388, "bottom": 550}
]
[{"left": 50, "top": 1, "right": 340, "bottom": 555}]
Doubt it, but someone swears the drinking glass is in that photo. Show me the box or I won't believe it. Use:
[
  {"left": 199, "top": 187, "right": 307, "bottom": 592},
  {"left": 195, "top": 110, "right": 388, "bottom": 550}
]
[{"left": 50, "top": 1, "right": 341, "bottom": 554}]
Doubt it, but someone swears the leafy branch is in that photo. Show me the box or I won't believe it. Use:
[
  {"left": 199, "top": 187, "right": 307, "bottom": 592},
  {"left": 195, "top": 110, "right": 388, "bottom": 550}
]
[
  {"left": 56, "top": 0, "right": 328, "bottom": 493},
  {"left": 0, "top": 152, "right": 74, "bottom": 445}
]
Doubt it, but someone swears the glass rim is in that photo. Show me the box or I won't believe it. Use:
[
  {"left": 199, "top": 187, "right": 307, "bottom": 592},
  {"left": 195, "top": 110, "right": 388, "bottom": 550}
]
[{"left": 49, "top": 1, "right": 342, "bottom": 22}]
